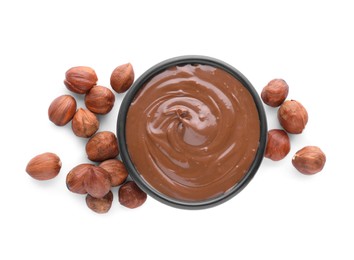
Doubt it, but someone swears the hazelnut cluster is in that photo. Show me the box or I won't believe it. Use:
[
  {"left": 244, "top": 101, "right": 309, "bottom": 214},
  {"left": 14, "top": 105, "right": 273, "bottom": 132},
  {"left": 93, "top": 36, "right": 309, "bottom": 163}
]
[
  {"left": 26, "top": 63, "right": 147, "bottom": 214},
  {"left": 261, "top": 79, "right": 326, "bottom": 175},
  {"left": 66, "top": 161, "right": 146, "bottom": 213}
]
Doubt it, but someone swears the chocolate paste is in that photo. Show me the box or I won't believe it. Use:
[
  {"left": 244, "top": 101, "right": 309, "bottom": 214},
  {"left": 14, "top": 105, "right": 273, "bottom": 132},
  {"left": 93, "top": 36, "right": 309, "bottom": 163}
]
[{"left": 126, "top": 64, "right": 260, "bottom": 201}]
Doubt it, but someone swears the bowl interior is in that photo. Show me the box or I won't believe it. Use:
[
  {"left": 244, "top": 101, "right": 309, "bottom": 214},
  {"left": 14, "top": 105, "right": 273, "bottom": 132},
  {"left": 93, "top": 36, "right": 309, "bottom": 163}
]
[{"left": 117, "top": 55, "right": 267, "bottom": 209}]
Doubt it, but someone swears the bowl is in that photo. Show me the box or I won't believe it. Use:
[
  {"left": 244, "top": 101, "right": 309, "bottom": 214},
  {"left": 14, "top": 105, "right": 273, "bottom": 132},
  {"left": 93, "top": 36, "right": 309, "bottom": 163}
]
[{"left": 117, "top": 55, "right": 267, "bottom": 209}]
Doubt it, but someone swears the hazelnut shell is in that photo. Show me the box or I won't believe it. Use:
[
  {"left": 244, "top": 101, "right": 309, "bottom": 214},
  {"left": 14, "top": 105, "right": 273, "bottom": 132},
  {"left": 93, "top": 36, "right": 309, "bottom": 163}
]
[
  {"left": 292, "top": 146, "right": 326, "bottom": 175},
  {"left": 85, "top": 86, "right": 115, "bottom": 115},
  {"left": 48, "top": 95, "right": 77, "bottom": 126},
  {"left": 86, "top": 191, "right": 113, "bottom": 214},
  {"left": 261, "top": 79, "right": 289, "bottom": 107},
  {"left": 26, "top": 152, "right": 62, "bottom": 180},
  {"left": 99, "top": 159, "right": 129, "bottom": 187},
  {"left": 66, "top": 163, "right": 94, "bottom": 194},
  {"left": 278, "top": 100, "right": 308, "bottom": 134},
  {"left": 119, "top": 181, "right": 147, "bottom": 209},
  {"left": 265, "top": 129, "right": 291, "bottom": 161},
  {"left": 64, "top": 66, "right": 98, "bottom": 94},
  {"left": 71, "top": 108, "right": 99, "bottom": 138},
  {"left": 86, "top": 131, "right": 119, "bottom": 162},
  {"left": 110, "top": 63, "right": 134, "bottom": 93},
  {"left": 84, "top": 166, "right": 112, "bottom": 198}
]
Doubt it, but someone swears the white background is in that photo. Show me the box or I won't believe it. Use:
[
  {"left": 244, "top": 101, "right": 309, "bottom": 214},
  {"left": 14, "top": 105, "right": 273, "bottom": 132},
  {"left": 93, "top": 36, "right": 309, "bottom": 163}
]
[{"left": 1, "top": 0, "right": 353, "bottom": 259}]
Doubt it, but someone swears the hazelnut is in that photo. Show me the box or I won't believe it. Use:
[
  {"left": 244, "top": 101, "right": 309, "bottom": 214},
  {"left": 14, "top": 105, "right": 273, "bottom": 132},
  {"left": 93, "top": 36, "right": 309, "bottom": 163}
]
[
  {"left": 26, "top": 152, "right": 62, "bottom": 180},
  {"left": 110, "top": 63, "right": 134, "bottom": 93},
  {"left": 261, "top": 79, "right": 289, "bottom": 107},
  {"left": 84, "top": 86, "right": 115, "bottom": 115},
  {"left": 48, "top": 95, "right": 77, "bottom": 126},
  {"left": 84, "top": 166, "right": 112, "bottom": 198},
  {"left": 265, "top": 129, "right": 290, "bottom": 161},
  {"left": 278, "top": 100, "right": 308, "bottom": 134},
  {"left": 86, "top": 191, "right": 113, "bottom": 214},
  {"left": 71, "top": 108, "right": 99, "bottom": 138},
  {"left": 66, "top": 163, "right": 94, "bottom": 194},
  {"left": 99, "top": 159, "right": 128, "bottom": 187},
  {"left": 119, "top": 181, "right": 147, "bottom": 209},
  {"left": 64, "top": 66, "right": 98, "bottom": 94},
  {"left": 86, "top": 131, "right": 119, "bottom": 162},
  {"left": 292, "top": 146, "right": 326, "bottom": 175}
]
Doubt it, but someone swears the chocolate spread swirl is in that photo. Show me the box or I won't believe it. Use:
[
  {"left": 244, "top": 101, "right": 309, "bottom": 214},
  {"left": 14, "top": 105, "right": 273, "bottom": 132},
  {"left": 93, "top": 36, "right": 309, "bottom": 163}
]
[{"left": 126, "top": 64, "right": 260, "bottom": 201}]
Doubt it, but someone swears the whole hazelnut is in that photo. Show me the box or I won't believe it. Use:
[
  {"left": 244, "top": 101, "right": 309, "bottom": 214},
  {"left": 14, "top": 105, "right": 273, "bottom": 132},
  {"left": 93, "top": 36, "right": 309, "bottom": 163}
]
[
  {"left": 86, "top": 131, "right": 119, "bottom": 162},
  {"left": 265, "top": 129, "right": 291, "bottom": 161},
  {"left": 64, "top": 66, "right": 98, "bottom": 94},
  {"left": 84, "top": 166, "right": 111, "bottom": 198},
  {"left": 85, "top": 86, "right": 115, "bottom": 115},
  {"left": 48, "top": 95, "right": 77, "bottom": 126},
  {"left": 66, "top": 163, "right": 94, "bottom": 194},
  {"left": 278, "top": 100, "right": 308, "bottom": 134},
  {"left": 86, "top": 191, "right": 113, "bottom": 214},
  {"left": 261, "top": 79, "right": 289, "bottom": 107},
  {"left": 292, "top": 146, "right": 326, "bottom": 175},
  {"left": 110, "top": 63, "right": 134, "bottom": 93},
  {"left": 26, "top": 152, "right": 62, "bottom": 180},
  {"left": 99, "top": 159, "right": 128, "bottom": 187},
  {"left": 119, "top": 181, "right": 147, "bottom": 209},
  {"left": 71, "top": 108, "right": 99, "bottom": 138}
]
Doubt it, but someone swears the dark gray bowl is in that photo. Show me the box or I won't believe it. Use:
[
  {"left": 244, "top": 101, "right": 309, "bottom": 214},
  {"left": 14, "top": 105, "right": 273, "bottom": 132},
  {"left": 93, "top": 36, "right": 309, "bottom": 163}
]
[{"left": 117, "top": 55, "right": 267, "bottom": 209}]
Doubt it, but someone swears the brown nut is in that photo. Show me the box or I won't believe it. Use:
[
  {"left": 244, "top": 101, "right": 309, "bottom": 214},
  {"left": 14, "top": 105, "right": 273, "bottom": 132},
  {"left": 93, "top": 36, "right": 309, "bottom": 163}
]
[
  {"left": 84, "top": 166, "right": 111, "bottom": 198},
  {"left": 26, "top": 152, "right": 62, "bottom": 180},
  {"left": 66, "top": 163, "right": 94, "bottom": 194},
  {"left": 85, "top": 86, "right": 115, "bottom": 115},
  {"left": 64, "top": 66, "right": 98, "bottom": 94},
  {"left": 48, "top": 95, "right": 77, "bottom": 126},
  {"left": 99, "top": 159, "right": 128, "bottom": 187},
  {"left": 110, "top": 63, "right": 134, "bottom": 93},
  {"left": 265, "top": 129, "right": 291, "bottom": 161},
  {"left": 119, "top": 181, "right": 147, "bottom": 209},
  {"left": 86, "top": 131, "right": 119, "bottom": 162},
  {"left": 86, "top": 190, "right": 113, "bottom": 214},
  {"left": 71, "top": 108, "right": 99, "bottom": 138},
  {"left": 292, "top": 146, "right": 326, "bottom": 175},
  {"left": 261, "top": 79, "right": 289, "bottom": 107},
  {"left": 278, "top": 100, "right": 308, "bottom": 134}
]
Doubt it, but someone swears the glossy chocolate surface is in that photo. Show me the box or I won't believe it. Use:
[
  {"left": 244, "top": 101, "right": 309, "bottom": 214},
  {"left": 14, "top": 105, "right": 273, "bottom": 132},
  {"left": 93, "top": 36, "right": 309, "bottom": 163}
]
[{"left": 126, "top": 64, "right": 260, "bottom": 201}]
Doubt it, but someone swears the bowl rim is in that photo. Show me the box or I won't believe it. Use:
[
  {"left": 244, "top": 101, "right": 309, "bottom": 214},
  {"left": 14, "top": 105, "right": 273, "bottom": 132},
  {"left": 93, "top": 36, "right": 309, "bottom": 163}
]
[{"left": 117, "top": 55, "right": 267, "bottom": 209}]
